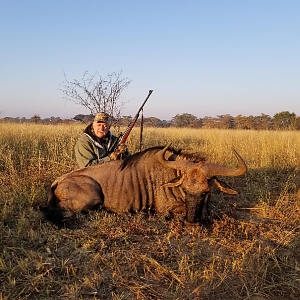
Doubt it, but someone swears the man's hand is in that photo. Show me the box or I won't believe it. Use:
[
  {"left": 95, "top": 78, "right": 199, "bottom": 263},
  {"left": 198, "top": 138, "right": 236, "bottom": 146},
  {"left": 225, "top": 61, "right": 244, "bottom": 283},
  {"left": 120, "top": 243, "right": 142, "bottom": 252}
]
[
  {"left": 109, "top": 152, "right": 119, "bottom": 161},
  {"left": 109, "top": 144, "right": 129, "bottom": 161},
  {"left": 117, "top": 144, "right": 128, "bottom": 155}
]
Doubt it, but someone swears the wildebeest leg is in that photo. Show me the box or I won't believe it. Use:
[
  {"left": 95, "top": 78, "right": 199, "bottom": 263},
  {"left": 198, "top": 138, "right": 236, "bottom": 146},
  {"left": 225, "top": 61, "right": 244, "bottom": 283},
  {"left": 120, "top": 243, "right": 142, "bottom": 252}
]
[
  {"left": 55, "top": 175, "right": 104, "bottom": 212},
  {"left": 43, "top": 175, "right": 104, "bottom": 228},
  {"left": 200, "top": 193, "right": 210, "bottom": 221}
]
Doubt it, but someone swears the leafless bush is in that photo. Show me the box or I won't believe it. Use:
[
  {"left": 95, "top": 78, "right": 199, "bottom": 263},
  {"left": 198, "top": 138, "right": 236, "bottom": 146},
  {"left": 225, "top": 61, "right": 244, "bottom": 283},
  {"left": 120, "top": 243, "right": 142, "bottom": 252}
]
[{"left": 60, "top": 70, "right": 131, "bottom": 121}]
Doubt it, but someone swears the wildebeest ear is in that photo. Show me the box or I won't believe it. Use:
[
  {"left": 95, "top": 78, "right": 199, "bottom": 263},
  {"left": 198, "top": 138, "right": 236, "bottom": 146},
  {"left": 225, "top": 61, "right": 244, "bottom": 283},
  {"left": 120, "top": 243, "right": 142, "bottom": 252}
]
[
  {"left": 213, "top": 178, "right": 239, "bottom": 194},
  {"left": 162, "top": 175, "right": 185, "bottom": 187}
]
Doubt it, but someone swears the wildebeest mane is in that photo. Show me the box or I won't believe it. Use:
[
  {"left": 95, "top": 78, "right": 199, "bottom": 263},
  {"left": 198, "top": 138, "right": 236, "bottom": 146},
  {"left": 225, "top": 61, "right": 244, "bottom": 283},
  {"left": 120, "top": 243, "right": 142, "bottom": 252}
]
[
  {"left": 120, "top": 146, "right": 169, "bottom": 170},
  {"left": 120, "top": 146, "right": 206, "bottom": 171}
]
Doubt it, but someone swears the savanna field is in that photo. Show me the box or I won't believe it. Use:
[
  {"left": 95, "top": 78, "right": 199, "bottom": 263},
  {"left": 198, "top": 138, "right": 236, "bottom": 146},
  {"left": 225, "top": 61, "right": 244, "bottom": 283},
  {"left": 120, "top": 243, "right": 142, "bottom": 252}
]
[{"left": 1, "top": 123, "right": 300, "bottom": 300}]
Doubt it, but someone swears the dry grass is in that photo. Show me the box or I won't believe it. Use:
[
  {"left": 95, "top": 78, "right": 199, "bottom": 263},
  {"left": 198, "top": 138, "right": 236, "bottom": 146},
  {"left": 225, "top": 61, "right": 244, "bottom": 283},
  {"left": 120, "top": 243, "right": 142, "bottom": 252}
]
[{"left": 1, "top": 123, "right": 300, "bottom": 299}]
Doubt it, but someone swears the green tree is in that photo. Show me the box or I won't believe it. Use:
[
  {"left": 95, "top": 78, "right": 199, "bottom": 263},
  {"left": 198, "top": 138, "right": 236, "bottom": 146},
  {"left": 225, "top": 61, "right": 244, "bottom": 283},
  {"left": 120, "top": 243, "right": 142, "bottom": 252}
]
[
  {"left": 143, "top": 117, "right": 163, "bottom": 127},
  {"left": 216, "top": 114, "right": 235, "bottom": 129},
  {"left": 120, "top": 115, "right": 133, "bottom": 126},
  {"left": 30, "top": 114, "right": 41, "bottom": 124},
  {"left": 202, "top": 116, "right": 217, "bottom": 129},
  {"left": 273, "top": 111, "right": 296, "bottom": 130},
  {"left": 234, "top": 114, "right": 249, "bottom": 129},
  {"left": 258, "top": 113, "right": 273, "bottom": 130},
  {"left": 171, "top": 113, "right": 202, "bottom": 128},
  {"left": 292, "top": 117, "right": 300, "bottom": 130},
  {"left": 242, "top": 114, "right": 273, "bottom": 130}
]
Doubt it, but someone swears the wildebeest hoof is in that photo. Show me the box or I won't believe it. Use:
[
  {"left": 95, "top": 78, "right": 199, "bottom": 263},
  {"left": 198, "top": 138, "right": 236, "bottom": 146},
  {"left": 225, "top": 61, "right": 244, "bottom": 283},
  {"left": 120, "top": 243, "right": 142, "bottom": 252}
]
[{"left": 183, "top": 219, "right": 200, "bottom": 229}]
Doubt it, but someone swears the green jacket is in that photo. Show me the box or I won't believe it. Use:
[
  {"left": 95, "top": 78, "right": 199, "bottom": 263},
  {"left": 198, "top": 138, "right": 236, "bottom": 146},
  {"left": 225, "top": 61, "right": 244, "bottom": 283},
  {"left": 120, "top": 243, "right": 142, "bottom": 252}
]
[{"left": 74, "top": 124, "right": 118, "bottom": 168}]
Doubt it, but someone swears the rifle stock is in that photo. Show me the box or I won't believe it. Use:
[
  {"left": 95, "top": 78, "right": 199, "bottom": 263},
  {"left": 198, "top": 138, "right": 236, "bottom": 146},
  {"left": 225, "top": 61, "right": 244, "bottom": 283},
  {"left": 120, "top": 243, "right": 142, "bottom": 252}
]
[{"left": 108, "top": 90, "right": 153, "bottom": 155}]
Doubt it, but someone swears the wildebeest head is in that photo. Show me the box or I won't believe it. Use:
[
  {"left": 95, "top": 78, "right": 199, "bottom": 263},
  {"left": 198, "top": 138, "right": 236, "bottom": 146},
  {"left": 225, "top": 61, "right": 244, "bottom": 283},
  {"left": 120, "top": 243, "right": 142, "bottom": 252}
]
[{"left": 157, "top": 143, "right": 247, "bottom": 223}]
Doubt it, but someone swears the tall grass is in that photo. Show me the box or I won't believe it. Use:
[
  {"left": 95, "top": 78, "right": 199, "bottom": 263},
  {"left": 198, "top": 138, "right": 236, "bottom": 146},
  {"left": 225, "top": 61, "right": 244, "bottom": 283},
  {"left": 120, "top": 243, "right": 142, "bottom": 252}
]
[
  {"left": 127, "top": 127, "right": 300, "bottom": 169},
  {"left": 1, "top": 123, "right": 300, "bottom": 299}
]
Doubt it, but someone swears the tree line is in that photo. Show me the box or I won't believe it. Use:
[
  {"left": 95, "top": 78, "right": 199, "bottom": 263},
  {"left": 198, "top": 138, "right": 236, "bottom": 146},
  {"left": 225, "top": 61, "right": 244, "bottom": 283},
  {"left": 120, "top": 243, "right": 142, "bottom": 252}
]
[
  {"left": 3, "top": 71, "right": 297, "bottom": 131},
  {"left": 113, "top": 111, "right": 300, "bottom": 130},
  {"left": 1, "top": 111, "right": 300, "bottom": 130}
]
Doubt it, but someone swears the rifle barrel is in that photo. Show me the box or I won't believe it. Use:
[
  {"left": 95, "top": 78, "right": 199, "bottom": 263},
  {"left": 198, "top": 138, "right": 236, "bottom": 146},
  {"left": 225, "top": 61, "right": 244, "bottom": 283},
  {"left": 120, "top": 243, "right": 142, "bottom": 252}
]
[
  {"left": 134, "top": 90, "right": 153, "bottom": 119},
  {"left": 110, "top": 90, "right": 153, "bottom": 153},
  {"left": 123, "top": 90, "right": 153, "bottom": 136}
]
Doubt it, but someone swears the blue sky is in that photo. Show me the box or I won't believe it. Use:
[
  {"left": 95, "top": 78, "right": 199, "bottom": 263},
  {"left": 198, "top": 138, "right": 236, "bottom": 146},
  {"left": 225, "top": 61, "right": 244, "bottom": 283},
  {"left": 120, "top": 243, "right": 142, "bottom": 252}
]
[{"left": 0, "top": 0, "right": 299, "bottom": 120}]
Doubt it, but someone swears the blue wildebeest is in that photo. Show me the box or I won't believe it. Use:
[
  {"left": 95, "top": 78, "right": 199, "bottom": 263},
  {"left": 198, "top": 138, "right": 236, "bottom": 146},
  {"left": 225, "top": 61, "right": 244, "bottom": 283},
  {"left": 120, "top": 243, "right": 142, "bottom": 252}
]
[{"left": 42, "top": 143, "right": 247, "bottom": 227}]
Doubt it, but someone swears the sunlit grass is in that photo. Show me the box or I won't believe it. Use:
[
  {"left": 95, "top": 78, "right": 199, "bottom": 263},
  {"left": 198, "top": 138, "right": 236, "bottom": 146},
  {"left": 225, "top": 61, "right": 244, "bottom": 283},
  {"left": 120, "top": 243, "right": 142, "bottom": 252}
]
[{"left": 1, "top": 122, "right": 300, "bottom": 299}]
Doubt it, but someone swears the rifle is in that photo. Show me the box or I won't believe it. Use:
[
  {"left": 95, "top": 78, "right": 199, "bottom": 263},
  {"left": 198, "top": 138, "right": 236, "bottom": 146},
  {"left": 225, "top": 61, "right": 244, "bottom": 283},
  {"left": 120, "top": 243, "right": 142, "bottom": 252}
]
[{"left": 108, "top": 90, "right": 153, "bottom": 155}]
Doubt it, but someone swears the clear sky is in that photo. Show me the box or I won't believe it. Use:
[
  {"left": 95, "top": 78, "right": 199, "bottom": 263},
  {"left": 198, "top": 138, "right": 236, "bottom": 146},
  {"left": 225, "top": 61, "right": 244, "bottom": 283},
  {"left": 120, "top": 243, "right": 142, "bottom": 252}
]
[{"left": 0, "top": 0, "right": 299, "bottom": 120}]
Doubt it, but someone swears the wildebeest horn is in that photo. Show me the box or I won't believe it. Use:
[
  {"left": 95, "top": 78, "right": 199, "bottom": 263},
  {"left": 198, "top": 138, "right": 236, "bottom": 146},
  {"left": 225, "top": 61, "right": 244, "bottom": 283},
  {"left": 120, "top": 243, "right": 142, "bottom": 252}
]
[
  {"left": 201, "top": 148, "right": 247, "bottom": 179},
  {"left": 157, "top": 143, "right": 195, "bottom": 171}
]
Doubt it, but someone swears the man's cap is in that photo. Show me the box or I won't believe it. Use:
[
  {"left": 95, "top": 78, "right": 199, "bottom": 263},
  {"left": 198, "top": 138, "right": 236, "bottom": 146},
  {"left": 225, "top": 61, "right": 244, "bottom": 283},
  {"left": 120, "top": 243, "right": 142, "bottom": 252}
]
[{"left": 94, "top": 112, "right": 112, "bottom": 124}]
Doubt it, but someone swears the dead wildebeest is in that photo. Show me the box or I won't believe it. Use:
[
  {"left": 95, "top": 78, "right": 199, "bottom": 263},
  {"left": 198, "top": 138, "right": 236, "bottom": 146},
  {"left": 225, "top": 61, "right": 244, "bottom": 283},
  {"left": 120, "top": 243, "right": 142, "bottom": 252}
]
[{"left": 41, "top": 143, "right": 247, "bottom": 228}]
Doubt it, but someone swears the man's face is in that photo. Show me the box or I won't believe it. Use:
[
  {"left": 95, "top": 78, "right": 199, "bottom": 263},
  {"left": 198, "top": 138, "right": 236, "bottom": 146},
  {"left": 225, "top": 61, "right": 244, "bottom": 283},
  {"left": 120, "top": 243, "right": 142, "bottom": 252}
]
[{"left": 92, "top": 121, "right": 110, "bottom": 138}]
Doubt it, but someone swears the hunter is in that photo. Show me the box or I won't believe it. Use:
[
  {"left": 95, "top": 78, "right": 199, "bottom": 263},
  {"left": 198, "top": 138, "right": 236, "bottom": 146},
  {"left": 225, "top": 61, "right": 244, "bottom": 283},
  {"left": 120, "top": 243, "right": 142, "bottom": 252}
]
[{"left": 74, "top": 112, "right": 129, "bottom": 168}]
